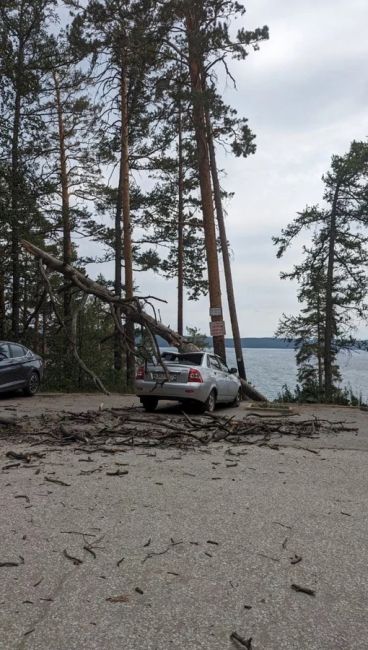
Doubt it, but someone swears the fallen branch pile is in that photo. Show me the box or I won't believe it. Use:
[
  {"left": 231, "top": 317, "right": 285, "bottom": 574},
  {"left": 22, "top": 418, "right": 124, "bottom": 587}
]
[{"left": 0, "top": 408, "right": 358, "bottom": 451}]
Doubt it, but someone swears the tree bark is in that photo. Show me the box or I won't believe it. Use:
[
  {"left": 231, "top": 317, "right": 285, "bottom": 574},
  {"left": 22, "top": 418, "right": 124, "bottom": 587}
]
[
  {"left": 120, "top": 54, "right": 135, "bottom": 390},
  {"left": 53, "top": 72, "right": 73, "bottom": 319},
  {"left": 0, "top": 260, "right": 5, "bottom": 339},
  {"left": 324, "top": 183, "right": 340, "bottom": 401},
  {"left": 10, "top": 71, "right": 22, "bottom": 341},
  {"left": 203, "top": 97, "right": 247, "bottom": 380},
  {"left": 316, "top": 291, "right": 323, "bottom": 394},
  {"left": 177, "top": 95, "right": 184, "bottom": 336},
  {"left": 185, "top": 8, "right": 226, "bottom": 362},
  {"left": 113, "top": 65, "right": 125, "bottom": 372}
]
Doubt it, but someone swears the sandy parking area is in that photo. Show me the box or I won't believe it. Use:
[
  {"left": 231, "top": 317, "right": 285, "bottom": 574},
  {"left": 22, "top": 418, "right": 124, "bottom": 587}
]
[{"left": 1, "top": 395, "right": 368, "bottom": 649}]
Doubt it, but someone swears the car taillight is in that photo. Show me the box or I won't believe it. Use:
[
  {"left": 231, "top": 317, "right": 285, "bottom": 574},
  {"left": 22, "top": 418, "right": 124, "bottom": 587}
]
[
  {"left": 136, "top": 366, "right": 145, "bottom": 380},
  {"left": 188, "top": 368, "right": 203, "bottom": 383}
]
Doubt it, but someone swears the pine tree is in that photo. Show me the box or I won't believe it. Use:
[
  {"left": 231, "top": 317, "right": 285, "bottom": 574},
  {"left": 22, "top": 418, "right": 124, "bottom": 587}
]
[
  {"left": 0, "top": 0, "right": 57, "bottom": 339},
  {"left": 274, "top": 141, "right": 368, "bottom": 401},
  {"left": 69, "top": 0, "right": 171, "bottom": 387},
  {"left": 166, "top": 0, "right": 268, "bottom": 361}
]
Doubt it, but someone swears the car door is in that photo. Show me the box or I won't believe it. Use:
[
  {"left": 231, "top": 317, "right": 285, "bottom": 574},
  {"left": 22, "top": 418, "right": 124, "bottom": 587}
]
[
  {"left": 0, "top": 343, "right": 17, "bottom": 391},
  {"left": 8, "top": 343, "right": 29, "bottom": 387},
  {"left": 217, "top": 359, "right": 235, "bottom": 399},
  {"left": 219, "top": 360, "right": 240, "bottom": 400},
  {"left": 208, "top": 355, "right": 228, "bottom": 401}
]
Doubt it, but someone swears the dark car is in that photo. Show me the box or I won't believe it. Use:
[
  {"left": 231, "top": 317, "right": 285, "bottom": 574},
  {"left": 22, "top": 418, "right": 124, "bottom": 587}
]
[{"left": 0, "top": 341, "right": 43, "bottom": 396}]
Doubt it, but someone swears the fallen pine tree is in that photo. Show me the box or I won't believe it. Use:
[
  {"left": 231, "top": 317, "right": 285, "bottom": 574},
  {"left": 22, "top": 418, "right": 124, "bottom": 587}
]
[{"left": 21, "top": 239, "right": 267, "bottom": 402}]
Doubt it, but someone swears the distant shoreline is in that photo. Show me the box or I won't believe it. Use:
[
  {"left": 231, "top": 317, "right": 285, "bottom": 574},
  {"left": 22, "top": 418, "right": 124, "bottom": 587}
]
[
  {"left": 158, "top": 336, "right": 367, "bottom": 350},
  {"left": 158, "top": 336, "right": 295, "bottom": 349}
]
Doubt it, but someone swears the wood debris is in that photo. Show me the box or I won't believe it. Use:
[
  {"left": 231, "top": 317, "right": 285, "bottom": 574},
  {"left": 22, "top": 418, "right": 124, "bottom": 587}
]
[{"left": 0, "top": 408, "right": 357, "bottom": 454}]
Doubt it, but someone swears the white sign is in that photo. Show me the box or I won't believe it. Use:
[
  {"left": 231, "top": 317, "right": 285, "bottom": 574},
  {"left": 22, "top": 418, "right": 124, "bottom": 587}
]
[
  {"left": 209, "top": 320, "right": 226, "bottom": 336},
  {"left": 209, "top": 307, "right": 223, "bottom": 317}
]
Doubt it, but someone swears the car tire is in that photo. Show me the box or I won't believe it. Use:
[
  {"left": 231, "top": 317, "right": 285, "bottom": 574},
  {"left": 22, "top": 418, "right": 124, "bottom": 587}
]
[
  {"left": 23, "top": 371, "right": 40, "bottom": 397},
  {"left": 140, "top": 397, "right": 158, "bottom": 412},
  {"left": 231, "top": 389, "right": 242, "bottom": 407},
  {"left": 200, "top": 389, "right": 216, "bottom": 413}
]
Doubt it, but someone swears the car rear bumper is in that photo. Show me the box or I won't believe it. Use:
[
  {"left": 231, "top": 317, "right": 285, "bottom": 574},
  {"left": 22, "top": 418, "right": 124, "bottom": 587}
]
[{"left": 135, "top": 380, "right": 210, "bottom": 403}]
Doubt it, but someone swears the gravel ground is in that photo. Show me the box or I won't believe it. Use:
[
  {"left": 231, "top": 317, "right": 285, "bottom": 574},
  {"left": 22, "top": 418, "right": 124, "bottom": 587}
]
[{"left": 1, "top": 394, "right": 368, "bottom": 650}]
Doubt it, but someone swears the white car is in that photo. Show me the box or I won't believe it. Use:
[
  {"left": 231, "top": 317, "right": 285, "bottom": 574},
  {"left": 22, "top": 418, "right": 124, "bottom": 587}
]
[{"left": 135, "top": 351, "right": 241, "bottom": 412}]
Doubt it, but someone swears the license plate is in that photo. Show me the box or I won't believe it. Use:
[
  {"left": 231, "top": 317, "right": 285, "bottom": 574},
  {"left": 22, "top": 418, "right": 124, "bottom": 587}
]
[{"left": 153, "top": 372, "right": 177, "bottom": 382}]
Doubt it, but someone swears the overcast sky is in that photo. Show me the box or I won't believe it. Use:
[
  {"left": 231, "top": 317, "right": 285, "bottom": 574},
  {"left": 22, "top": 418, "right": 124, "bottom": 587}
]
[{"left": 83, "top": 0, "right": 368, "bottom": 338}]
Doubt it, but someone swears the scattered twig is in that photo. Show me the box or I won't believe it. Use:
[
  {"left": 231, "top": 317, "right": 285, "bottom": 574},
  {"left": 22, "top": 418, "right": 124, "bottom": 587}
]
[
  {"left": 291, "top": 583, "right": 315, "bottom": 596},
  {"left": 83, "top": 545, "right": 97, "bottom": 559},
  {"left": 230, "top": 632, "right": 253, "bottom": 648},
  {"left": 257, "top": 552, "right": 280, "bottom": 562},
  {"left": 61, "top": 531, "right": 96, "bottom": 537},
  {"left": 272, "top": 521, "right": 292, "bottom": 530},
  {"left": 45, "top": 476, "right": 70, "bottom": 487},
  {"left": 14, "top": 494, "right": 30, "bottom": 503},
  {"left": 106, "top": 594, "right": 129, "bottom": 603},
  {"left": 106, "top": 469, "right": 129, "bottom": 477},
  {"left": 142, "top": 540, "right": 183, "bottom": 563},
  {"left": 63, "top": 549, "right": 83, "bottom": 565}
]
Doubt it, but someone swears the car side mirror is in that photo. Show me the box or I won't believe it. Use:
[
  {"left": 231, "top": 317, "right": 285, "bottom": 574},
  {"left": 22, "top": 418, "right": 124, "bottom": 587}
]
[{"left": 229, "top": 367, "right": 238, "bottom": 374}]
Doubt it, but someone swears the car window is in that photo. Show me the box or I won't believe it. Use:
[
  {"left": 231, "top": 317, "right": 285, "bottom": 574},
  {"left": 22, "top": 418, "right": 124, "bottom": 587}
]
[
  {"left": 219, "top": 360, "right": 229, "bottom": 373},
  {"left": 0, "top": 343, "right": 10, "bottom": 360},
  {"left": 178, "top": 353, "right": 203, "bottom": 366},
  {"left": 161, "top": 353, "right": 179, "bottom": 362},
  {"left": 9, "top": 344, "right": 27, "bottom": 358},
  {"left": 209, "top": 356, "right": 221, "bottom": 370}
]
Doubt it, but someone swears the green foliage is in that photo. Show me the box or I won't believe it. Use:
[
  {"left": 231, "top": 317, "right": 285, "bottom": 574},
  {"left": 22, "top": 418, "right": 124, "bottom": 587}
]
[
  {"left": 185, "top": 326, "right": 208, "bottom": 350},
  {"left": 276, "top": 381, "right": 366, "bottom": 407},
  {"left": 274, "top": 140, "right": 368, "bottom": 402},
  {"left": 42, "top": 295, "right": 128, "bottom": 392},
  {"left": 0, "top": 0, "right": 269, "bottom": 391}
]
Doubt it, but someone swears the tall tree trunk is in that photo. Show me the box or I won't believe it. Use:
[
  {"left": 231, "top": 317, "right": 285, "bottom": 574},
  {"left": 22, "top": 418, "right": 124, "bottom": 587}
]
[
  {"left": 53, "top": 72, "right": 72, "bottom": 318},
  {"left": 0, "top": 261, "right": 5, "bottom": 339},
  {"left": 324, "top": 183, "right": 340, "bottom": 401},
  {"left": 316, "top": 291, "right": 323, "bottom": 394},
  {"left": 54, "top": 71, "right": 74, "bottom": 383},
  {"left": 203, "top": 98, "right": 247, "bottom": 379},
  {"left": 114, "top": 146, "right": 123, "bottom": 372},
  {"left": 22, "top": 254, "right": 28, "bottom": 333},
  {"left": 113, "top": 61, "right": 125, "bottom": 373},
  {"left": 185, "top": 9, "right": 226, "bottom": 361},
  {"left": 177, "top": 96, "right": 184, "bottom": 336},
  {"left": 10, "top": 84, "right": 22, "bottom": 341},
  {"left": 41, "top": 310, "right": 47, "bottom": 357},
  {"left": 121, "top": 55, "right": 135, "bottom": 390}
]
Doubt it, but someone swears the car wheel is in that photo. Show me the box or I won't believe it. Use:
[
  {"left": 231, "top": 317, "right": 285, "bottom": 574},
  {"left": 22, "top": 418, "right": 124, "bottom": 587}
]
[
  {"left": 140, "top": 397, "right": 158, "bottom": 412},
  {"left": 201, "top": 389, "right": 216, "bottom": 413},
  {"left": 231, "top": 389, "right": 242, "bottom": 407},
  {"left": 24, "top": 371, "right": 40, "bottom": 396}
]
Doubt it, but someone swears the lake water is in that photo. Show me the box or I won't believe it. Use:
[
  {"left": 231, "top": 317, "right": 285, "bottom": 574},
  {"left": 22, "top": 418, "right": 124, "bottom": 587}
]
[{"left": 225, "top": 347, "right": 368, "bottom": 401}]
